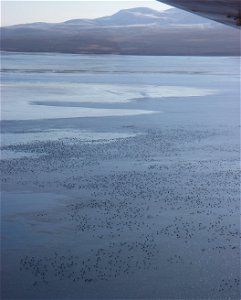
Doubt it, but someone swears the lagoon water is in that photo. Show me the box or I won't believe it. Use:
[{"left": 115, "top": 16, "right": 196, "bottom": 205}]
[{"left": 1, "top": 52, "right": 240, "bottom": 299}]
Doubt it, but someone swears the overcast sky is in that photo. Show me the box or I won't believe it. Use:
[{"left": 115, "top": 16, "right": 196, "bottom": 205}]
[{"left": 1, "top": 1, "right": 171, "bottom": 26}]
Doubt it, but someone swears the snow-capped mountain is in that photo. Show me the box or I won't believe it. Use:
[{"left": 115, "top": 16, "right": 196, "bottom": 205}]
[
  {"left": 1, "top": 7, "right": 238, "bottom": 55},
  {"left": 4, "top": 7, "right": 217, "bottom": 28}
]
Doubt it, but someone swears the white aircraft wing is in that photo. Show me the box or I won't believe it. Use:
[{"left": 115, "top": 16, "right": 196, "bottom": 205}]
[{"left": 157, "top": 0, "right": 241, "bottom": 27}]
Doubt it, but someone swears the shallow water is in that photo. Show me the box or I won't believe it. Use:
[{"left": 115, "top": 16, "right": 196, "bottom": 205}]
[
  {"left": 1, "top": 52, "right": 240, "bottom": 299},
  {"left": 1, "top": 129, "right": 139, "bottom": 159},
  {"left": 1, "top": 129, "right": 139, "bottom": 147}
]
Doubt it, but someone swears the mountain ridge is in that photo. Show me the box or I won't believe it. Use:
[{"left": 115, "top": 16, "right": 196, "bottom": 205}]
[
  {"left": 3, "top": 7, "right": 216, "bottom": 28},
  {"left": 1, "top": 7, "right": 239, "bottom": 56}
]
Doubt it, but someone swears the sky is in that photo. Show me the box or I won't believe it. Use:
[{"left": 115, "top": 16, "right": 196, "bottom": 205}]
[{"left": 1, "top": 1, "right": 171, "bottom": 26}]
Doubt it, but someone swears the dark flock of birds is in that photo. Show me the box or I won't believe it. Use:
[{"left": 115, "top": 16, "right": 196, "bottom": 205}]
[
  {"left": 19, "top": 236, "right": 160, "bottom": 286},
  {"left": 1, "top": 127, "right": 240, "bottom": 297}
]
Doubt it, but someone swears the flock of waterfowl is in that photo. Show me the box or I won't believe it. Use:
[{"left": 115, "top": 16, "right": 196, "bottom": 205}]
[{"left": 1, "top": 127, "right": 240, "bottom": 297}]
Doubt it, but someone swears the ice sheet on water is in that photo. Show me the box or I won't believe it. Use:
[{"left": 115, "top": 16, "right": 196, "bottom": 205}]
[
  {"left": 1, "top": 104, "right": 155, "bottom": 121},
  {"left": 2, "top": 82, "right": 216, "bottom": 104},
  {"left": 1, "top": 81, "right": 215, "bottom": 121}
]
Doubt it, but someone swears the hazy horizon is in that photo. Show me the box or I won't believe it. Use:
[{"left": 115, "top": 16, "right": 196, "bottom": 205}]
[{"left": 1, "top": 1, "right": 170, "bottom": 26}]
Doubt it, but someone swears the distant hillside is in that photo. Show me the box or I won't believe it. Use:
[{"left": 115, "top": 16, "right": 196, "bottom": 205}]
[{"left": 1, "top": 7, "right": 240, "bottom": 55}]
